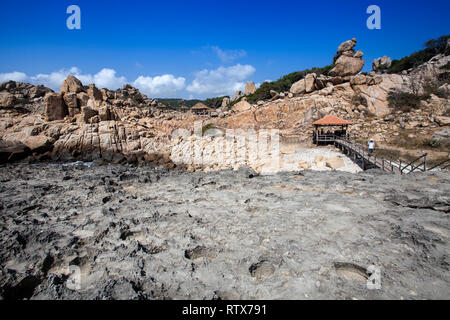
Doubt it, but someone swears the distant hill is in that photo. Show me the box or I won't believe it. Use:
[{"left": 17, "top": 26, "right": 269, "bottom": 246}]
[
  {"left": 156, "top": 98, "right": 202, "bottom": 109},
  {"left": 157, "top": 96, "right": 229, "bottom": 109}
]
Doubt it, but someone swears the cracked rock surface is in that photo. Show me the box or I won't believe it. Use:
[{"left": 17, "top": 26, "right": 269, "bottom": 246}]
[{"left": 0, "top": 163, "right": 449, "bottom": 299}]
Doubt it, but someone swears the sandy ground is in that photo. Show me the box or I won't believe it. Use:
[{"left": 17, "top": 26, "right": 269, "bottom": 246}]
[{"left": 0, "top": 162, "right": 449, "bottom": 300}]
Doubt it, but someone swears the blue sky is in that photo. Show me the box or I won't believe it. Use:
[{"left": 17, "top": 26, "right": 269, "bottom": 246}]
[{"left": 0, "top": 0, "right": 449, "bottom": 99}]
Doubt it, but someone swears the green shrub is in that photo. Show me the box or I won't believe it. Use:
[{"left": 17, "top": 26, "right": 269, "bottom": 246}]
[
  {"left": 131, "top": 93, "right": 144, "bottom": 105},
  {"left": 246, "top": 64, "right": 334, "bottom": 104},
  {"left": 385, "top": 35, "right": 450, "bottom": 74},
  {"left": 203, "top": 96, "right": 228, "bottom": 109},
  {"left": 423, "top": 139, "right": 441, "bottom": 148},
  {"left": 437, "top": 72, "right": 450, "bottom": 84},
  {"left": 440, "top": 62, "right": 450, "bottom": 70},
  {"left": 423, "top": 83, "right": 449, "bottom": 99},
  {"left": 388, "top": 90, "right": 428, "bottom": 112}
]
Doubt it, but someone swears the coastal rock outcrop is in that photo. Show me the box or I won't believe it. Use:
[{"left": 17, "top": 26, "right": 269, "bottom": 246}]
[
  {"left": 44, "top": 93, "right": 68, "bottom": 121},
  {"left": 60, "top": 75, "right": 84, "bottom": 94},
  {"left": 329, "top": 38, "right": 365, "bottom": 77},
  {"left": 372, "top": 56, "right": 392, "bottom": 72},
  {"left": 244, "top": 82, "right": 257, "bottom": 95}
]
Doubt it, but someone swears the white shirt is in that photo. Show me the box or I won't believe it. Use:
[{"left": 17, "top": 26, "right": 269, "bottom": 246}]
[{"left": 368, "top": 141, "right": 375, "bottom": 149}]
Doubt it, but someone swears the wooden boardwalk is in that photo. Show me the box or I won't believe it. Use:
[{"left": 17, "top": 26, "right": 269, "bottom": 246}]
[{"left": 334, "top": 138, "right": 429, "bottom": 174}]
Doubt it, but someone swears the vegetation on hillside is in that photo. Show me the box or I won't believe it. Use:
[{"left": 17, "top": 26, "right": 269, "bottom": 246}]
[
  {"left": 203, "top": 96, "right": 229, "bottom": 109},
  {"left": 384, "top": 35, "right": 450, "bottom": 74},
  {"left": 246, "top": 65, "right": 334, "bottom": 104},
  {"left": 157, "top": 97, "right": 229, "bottom": 109},
  {"left": 160, "top": 35, "right": 449, "bottom": 107},
  {"left": 156, "top": 98, "right": 201, "bottom": 109}
]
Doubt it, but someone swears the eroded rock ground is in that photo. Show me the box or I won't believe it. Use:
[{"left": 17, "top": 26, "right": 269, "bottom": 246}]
[{"left": 0, "top": 163, "right": 449, "bottom": 300}]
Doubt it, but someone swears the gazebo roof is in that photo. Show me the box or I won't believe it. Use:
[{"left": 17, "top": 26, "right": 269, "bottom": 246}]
[
  {"left": 312, "top": 115, "right": 352, "bottom": 126},
  {"left": 191, "top": 102, "right": 210, "bottom": 110}
]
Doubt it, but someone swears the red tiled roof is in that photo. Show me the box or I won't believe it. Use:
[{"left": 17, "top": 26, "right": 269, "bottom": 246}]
[{"left": 312, "top": 115, "right": 352, "bottom": 126}]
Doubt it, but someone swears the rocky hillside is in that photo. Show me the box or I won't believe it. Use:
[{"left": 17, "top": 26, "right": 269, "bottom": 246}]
[{"left": 0, "top": 38, "right": 449, "bottom": 168}]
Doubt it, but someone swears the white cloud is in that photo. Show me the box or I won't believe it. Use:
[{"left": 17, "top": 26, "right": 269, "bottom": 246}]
[
  {"left": 31, "top": 70, "right": 70, "bottom": 90},
  {"left": 186, "top": 64, "right": 256, "bottom": 96},
  {"left": 0, "top": 67, "right": 129, "bottom": 92},
  {"left": 211, "top": 46, "right": 247, "bottom": 63},
  {"left": 0, "top": 71, "right": 28, "bottom": 82},
  {"left": 1, "top": 67, "right": 188, "bottom": 97},
  {"left": 133, "top": 74, "right": 186, "bottom": 97},
  {"left": 93, "top": 69, "right": 127, "bottom": 89},
  {"left": 30, "top": 67, "right": 127, "bottom": 91}
]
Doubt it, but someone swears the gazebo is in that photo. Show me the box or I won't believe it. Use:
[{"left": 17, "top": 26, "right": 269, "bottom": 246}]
[
  {"left": 312, "top": 115, "right": 352, "bottom": 145},
  {"left": 191, "top": 102, "right": 213, "bottom": 116}
]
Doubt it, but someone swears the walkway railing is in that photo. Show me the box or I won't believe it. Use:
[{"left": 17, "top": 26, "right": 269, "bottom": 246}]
[{"left": 333, "top": 138, "right": 431, "bottom": 174}]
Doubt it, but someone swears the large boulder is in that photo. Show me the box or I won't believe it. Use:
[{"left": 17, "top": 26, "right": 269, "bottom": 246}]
[
  {"left": 290, "top": 79, "right": 306, "bottom": 94},
  {"left": 305, "top": 73, "right": 317, "bottom": 93},
  {"left": 232, "top": 90, "right": 244, "bottom": 101},
  {"left": 436, "top": 116, "right": 450, "bottom": 126},
  {"left": 81, "top": 107, "right": 98, "bottom": 123},
  {"left": 433, "top": 127, "right": 450, "bottom": 142},
  {"left": 350, "top": 74, "right": 367, "bottom": 85},
  {"left": 44, "top": 93, "right": 68, "bottom": 121},
  {"left": 329, "top": 38, "right": 365, "bottom": 77},
  {"left": 337, "top": 38, "right": 357, "bottom": 53},
  {"left": 232, "top": 100, "right": 252, "bottom": 113},
  {"left": 329, "top": 55, "right": 365, "bottom": 77},
  {"left": 88, "top": 84, "right": 102, "bottom": 102},
  {"left": 0, "top": 92, "right": 17, "bottom": 107},
  {"left": 63, "top": 92, "right": 80, "bottom": 117},
  {"left": 98, "top": 105, "right": 111, "bottom": 121},
  {"left": 372, "top": 56, "right": 392, "bottom": 72},
  {"left": 221, "top": 97, "right": 230, "bottom": 108},
  {"left": 77, "top": 92, "right": 89, "bottom": 107},
  {"left": 61, "top": 75, "right": 84, "bottom": 94},
  {"left": 0, "top": 140, "right": 31, "bottom": 163},
  {"left": 22, "top": 135, "right": 52, "bottom": 153},
  {"left": 244, "top": 82, "right": 257, "bottom": 95}
]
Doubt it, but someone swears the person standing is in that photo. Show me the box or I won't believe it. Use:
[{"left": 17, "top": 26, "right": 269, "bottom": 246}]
[{"left": 368, "top": 139, "right": 375, "bottom": 154}]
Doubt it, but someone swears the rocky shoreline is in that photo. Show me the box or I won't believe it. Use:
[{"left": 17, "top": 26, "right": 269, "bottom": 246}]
[{"left": 0, "top": 163, "right": 448, "bottom": 299}]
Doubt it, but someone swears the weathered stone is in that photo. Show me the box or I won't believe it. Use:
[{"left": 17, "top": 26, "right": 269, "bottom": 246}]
[
  {"left": 270, "top": 90, "right": 279, "bottom": 97},
  {"left": 329, "top": 55, "right": 365, "bottom": 77},
  {"left": 290, "top": 79, "right": 306, "bottom": 94},
  {"left": 77, "top": 92, "right": 89, "bottom": 107},
  {"left": 0, "top": 92, "right": 17, "bottom": 107},
  {"left": 305, "top": 73, "right": 317, "bottom": 93},
  {"left": 354, "top": 50, "right": 364, "bottom": 58},
  {"left": 61, "top": 75, "right": 84, "bottom": 94},
  {"left": 232, "top": 100, "right": 252, "bottom": 113},
  {"left": 44, "top": 93, "right": 68, "bottom": 121},
  {"left": 88, "top": 84, "right": 102, "bottom": 102},
  {"left": 436, "top": 116, "right": 450, "bottom": 126},
  {"left": 63, "top": 92, "right": 79, "bottom": 115},
  {"left": 350, "top": 74, "right": 367, "bottom": 85},
  {"left": 221, "top": 97, "right": 230, "bottom": 108},
  {"left": 0, "top": 141, "right": 31, "bottom": 163},
  {"left": 232, "top": 90, "right": 244, "bottom": 101},
  {"left": 244, "top": 82, "right": 257, "bottom": 95},
  {"left": 98, "top": 106, "right": 111, "bottom": 121},
  {"left": 22, "top": 135, "right": 52, "bottom": 152},
  {"left": 82, "top": 107, "right": 98, "bottom": 123},
  {"left": 372, "top": 56, "right": 392, "bottom": 72},
  {"left": 337, "top": 39, "right": 357, "bottom": 53}
]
